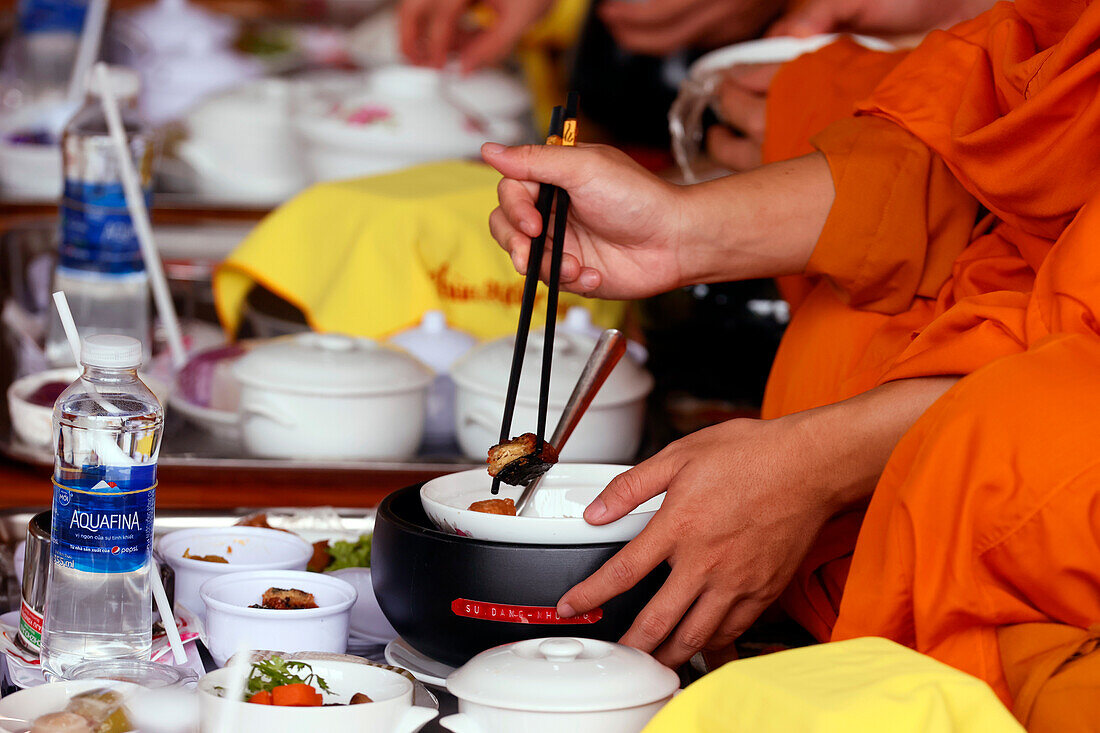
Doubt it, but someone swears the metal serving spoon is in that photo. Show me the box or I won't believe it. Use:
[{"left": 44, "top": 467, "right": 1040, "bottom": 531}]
[{"left": 514, "top": 329, "right": 627, "bottom": 517}]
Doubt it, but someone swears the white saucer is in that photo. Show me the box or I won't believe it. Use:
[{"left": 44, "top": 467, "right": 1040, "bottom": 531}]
[{"left": 384, "top": 638, "right": 455, "bottom": 688}]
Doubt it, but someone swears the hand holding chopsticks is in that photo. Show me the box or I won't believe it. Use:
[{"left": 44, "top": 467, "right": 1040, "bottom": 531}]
[{"left": 490, "top": 95, "right": 580, "bottom": 494}]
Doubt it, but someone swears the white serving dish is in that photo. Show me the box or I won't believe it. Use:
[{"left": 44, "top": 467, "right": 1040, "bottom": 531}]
[
  {"left": 293, "top": 64, "right": 528, "bottom": 183},
  {"left": 179, "top": 78, "right": 308, "bottom": 203},
  {"left": 451, "top": 332, "right": 654, "bottom": 463},
  {"left": 233, "top": 333, "right": 433, "bottom": 460},
  {"left": 0, "top": 679, "right": 142, "bottom": 733},
  {"left": 329, "top": 567, "right": 398, "bottom": 643},
  {"left": 8, "top": 367, "right": 170, "bottom": 449},
  {"left": 200, "top": 570, "right": 357, "bottom": 666},
  {"left": 0, "top": 99, "right": 74, "bottom": 199},
  {"left": 198, "top": 657, "right": 437, "bottom": 733},
  {"left": 158, "top": 527, "right": 313, "bottom": 622},
  {"left": 440, "top": 637, "right": 679, "bottom": 733},
  {"left": 420, "top": 465, "right": 664, "bottom": 544},
  {"left": 687, "top": 33, "right": 894, "bottom": 80}
]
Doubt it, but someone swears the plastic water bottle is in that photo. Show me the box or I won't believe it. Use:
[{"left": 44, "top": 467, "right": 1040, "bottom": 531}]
[
  {"left": 45, "top": 66, "right": 156, "bottom": 367},
  {"left": 40, "top": 334, "right": 163, "bottom": 680}
]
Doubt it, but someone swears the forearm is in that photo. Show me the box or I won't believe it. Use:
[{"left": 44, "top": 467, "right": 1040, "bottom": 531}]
[
  {"left": 677, "top": 152, "right": 835, "bottom": 285},
  {"left": 796, "top": 376, "right": 960, "bottom": 511}
]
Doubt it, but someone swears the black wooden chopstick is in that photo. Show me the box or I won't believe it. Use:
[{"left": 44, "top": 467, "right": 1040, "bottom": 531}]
[
  {"left": 536, "top": 93, "right": 580, "bottom": 451},
  {"left": 493, "top": 105, "right": 565, "bottom": 495}
]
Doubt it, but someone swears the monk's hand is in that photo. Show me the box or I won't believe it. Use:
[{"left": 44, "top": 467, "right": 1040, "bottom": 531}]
[
  {"left": 556, "top": 413, "right": 836, "bottom": 668},
  {"left": 483, "top": 141, "right": 692, "bottom": 300},
  {"left": 399, "top": 0, "right": 554, "bottom": 72},
  {"left": 768, "top": 0, "right": 995, "bottom": 38},
  {"left": 600, "top": 0, "right": 784, "bottom": 56},
  {"left": 706, "top": 63, "right": 780, "bottom": 172}
]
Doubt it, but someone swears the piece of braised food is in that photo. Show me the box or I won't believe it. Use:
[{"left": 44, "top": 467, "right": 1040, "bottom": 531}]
[
  {"left": 468, "top": 498, "right": 518, "bottom": 516},
  {"left": 250, "top": 587, "right": 319, "bottom": 610},
  {"left": 487, "top": 432, "right": 558, "bottom": 486}
]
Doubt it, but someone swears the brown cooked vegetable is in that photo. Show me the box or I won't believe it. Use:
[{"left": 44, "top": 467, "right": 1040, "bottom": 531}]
[{"left": 349, "top": 693, "right": 373, "bottom": 705}]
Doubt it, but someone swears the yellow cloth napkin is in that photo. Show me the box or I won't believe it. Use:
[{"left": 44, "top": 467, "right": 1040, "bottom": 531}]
[
  {"left": 213, "top": 160, "right": 624, "bottom": 341},
  {"left": 644, "top": 638, "right": 1024, "bottom": 733}
]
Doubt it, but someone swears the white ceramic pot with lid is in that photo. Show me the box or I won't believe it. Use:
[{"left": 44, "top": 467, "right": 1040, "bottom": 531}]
[
  {"left": 450, "top": 331, "right": 654, "bottom": 462},
  {"left": 233, "top": 333, "right": 433, "bottom": 460},
  {"left": 439, "top": 637, "right": 679, "bottom": 733},
  {"left": 293, "top": 64, "right": 527, "bottom": 182}
]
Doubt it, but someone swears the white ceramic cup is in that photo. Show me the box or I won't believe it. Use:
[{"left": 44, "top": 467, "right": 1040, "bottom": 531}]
[
  {"left": 200, "top": 570, "right": 357, "bottom": 666},
  {"left": 158, "top": 527, "right": 313, "bottom": 623}
]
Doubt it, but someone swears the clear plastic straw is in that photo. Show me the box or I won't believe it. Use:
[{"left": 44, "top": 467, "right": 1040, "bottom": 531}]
[
  {"left": 93, "top": 62, "right": 187, "bottom": 371},
  {"left": 67, "top": 0, "right": 110, "bottom": 105},
  {"left": 52, "top": 290, "right": 120, "bottom": 416},
  {"left": 150, "top": 562, "right": 188, "bottom": 665}
]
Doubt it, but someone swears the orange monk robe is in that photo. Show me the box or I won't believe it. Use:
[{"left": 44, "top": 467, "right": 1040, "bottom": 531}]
[{"left": 757, "top": 0, "right": 1100, "bottom": 715}]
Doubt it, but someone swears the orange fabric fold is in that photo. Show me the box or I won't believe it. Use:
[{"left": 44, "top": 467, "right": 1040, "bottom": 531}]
[
  {"left": 998, "top": 623, "right": 1100, "bottom": 731},
  {"left": 759, "top": 0, "right": 1100, "bottom": 715}
]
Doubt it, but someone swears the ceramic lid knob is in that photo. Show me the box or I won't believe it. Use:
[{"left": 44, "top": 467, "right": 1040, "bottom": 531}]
[{"left": 538, "top": 638, "right": 584, "bottom": 663}]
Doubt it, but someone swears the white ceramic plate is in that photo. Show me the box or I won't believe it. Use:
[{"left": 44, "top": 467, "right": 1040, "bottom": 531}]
[
  {"left": 0, "top": 679, "right": 143, "bottom": 732},
  {"left": 384, "top": 638, "right": 455, "bottom": 688},
  {"left": 688, "top": 34, "right": 895, "bottom": 79},
  {"left": 420, "top": 464, "right": 664, "bottom": 545}
]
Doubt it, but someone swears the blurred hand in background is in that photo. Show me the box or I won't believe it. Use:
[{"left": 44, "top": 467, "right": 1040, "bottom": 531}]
[
  {"left": 600, "top": 0, "right": 785, "bottom": 56},
  {"left": 399, "top": 0, "right": 555, "bottom": 72},
  {"left": 770, "top": 0, "right": 997, "bottom": 38}
]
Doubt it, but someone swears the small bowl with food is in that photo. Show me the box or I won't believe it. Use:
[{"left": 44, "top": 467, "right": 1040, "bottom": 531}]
[
  {"left": 158, "top": 527, "right": 314, "bottom": 622},
  {"left": 420, "top": 464, "right": 664, "bottom": 544},
  {"left": 200, "top": 570, "right": 357, "bottom": 666},
  {"left": 8, "top": 368, "right": 170, "bottom": 451},
  {"left": 0, "top": 680, "right": 141, "bottom": 733},
  {"left": 198, "top": 654, "right": 437, "bottom": 733}
]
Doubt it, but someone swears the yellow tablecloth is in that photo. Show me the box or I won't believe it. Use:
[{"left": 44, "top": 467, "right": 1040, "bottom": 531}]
[
  {"left": 644, "top": 638, "right": 1024, "bottom": 733},
  {"left": 213, "top": 160, "right": 623, "bottom": 341}
]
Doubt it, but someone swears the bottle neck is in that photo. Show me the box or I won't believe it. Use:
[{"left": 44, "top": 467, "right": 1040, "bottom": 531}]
[{"left": 81, "top": 365, "right": 140, "bottom": 384}]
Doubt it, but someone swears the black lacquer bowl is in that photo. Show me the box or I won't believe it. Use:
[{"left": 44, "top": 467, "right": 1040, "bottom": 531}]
[{"left": 372, "top": 484, "right": 668, "bottom": 667}]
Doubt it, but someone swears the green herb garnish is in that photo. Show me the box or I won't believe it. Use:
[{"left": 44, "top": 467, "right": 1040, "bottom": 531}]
[{"left": 246, "top": 657, "right": 332, "bottom": 698}]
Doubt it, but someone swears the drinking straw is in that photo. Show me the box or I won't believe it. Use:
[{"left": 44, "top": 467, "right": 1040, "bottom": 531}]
[
  {"left": 93, "top": 62, "right": 187, "bottom": 371},
  {"left": 67, "top": 0, "right": 110, "bottom": 105},
  {"left": 215, "top": 645, "right": 252, "bottom": 733},
  {"left": 52, "top": 290, "right": 120, "bottom": 416},
  {"left": 151, "top": 562, "right": 188, "bottom": 665}
]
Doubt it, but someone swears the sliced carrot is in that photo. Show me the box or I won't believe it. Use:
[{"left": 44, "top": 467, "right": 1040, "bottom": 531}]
[
  {"left": 271, "top": 683, "right": 323, "bottom": 707},
  {"left": 247, "top": 690, "right": 273, "bottom": 705}
]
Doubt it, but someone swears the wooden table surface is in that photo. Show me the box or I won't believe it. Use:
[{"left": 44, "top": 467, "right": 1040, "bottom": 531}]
[{"left": 0, "top": 457, "right": 453, "bottom": 510}]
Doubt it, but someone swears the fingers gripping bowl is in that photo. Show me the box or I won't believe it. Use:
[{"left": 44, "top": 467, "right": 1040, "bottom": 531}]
[{"left": 372, "top": 483, "right": 669, "bottom": 667}]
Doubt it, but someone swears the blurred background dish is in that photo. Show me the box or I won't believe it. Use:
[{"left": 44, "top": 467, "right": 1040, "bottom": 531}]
[
  {"left": 293, "top": 64, "right": 530, "bottom": 183},
  {"left": 450, "top": 332, "right": 654, "bottom": 463},
  {"left": 231, "top": 333, "right": 434, "bottom": 460}
]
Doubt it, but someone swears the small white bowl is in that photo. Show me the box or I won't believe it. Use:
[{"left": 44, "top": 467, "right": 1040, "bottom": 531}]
[
  {"left": 159, "top": 527, "right": 313, "bottom": 622},
  {"left": 0, "top": 679, "right": 142, "bottom": 732},
  {"left": 420, "top": 465, "right": 665, "bottom": 545},
  {"left": 198, "top": 657, "right": 437, "bottom": 733},
  {"left": 329, "top": 567, "right": 398, "bottom": 643},
  {"left": 200, "top": 570, "right": 357, "bottom": 667},
  {"left": 7, "top": 368, "right": 169, "bottom": 450}
]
